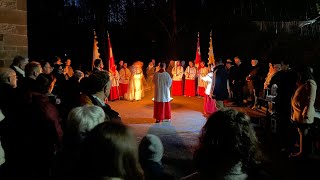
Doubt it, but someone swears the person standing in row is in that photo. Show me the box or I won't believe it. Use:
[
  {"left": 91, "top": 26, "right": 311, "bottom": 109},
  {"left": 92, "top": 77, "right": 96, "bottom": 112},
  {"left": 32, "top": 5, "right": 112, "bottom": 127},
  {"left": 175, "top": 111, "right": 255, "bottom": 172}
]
[
  {"left": 153, "top": 63, "right": 172, "bottom": 123},
  {"left": 108, "top": 65, "right": 120, "bottom": 101},
  {"left": 119, "top": 63, "right": 131, "bottom": 99},
  {"left": 184, "top": 61, "right": 197, "bottom": 97},
  {"left": 171, "top": 60, "right": 184, "bottom": 96},
  {"left": 197, "top": 62, "right": 209, "bottom": 97}
]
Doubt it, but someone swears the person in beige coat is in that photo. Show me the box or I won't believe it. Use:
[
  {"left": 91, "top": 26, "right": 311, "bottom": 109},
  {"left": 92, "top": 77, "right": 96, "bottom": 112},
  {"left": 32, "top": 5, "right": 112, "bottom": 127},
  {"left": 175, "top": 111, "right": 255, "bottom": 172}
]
[{"left": 290, "top": 66, "right": 317, "bottom": 157}]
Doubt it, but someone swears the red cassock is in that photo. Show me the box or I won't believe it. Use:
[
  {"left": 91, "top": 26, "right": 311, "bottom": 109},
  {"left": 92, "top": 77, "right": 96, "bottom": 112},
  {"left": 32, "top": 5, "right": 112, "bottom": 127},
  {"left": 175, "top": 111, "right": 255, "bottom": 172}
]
[
  {"left": 184, "top": 79, "right": 196, "bottom": 96},
  {"left": 172, "top": 81, "right": 183, "bottom": 96},
  {"left": 119, "top": 83, "right": 128, "bottom": 97},
  {"left": 154, "top": 102, "right": 171, "bottom": 120},
  {"left": 109, "top": 86, "right": 119, "bottom": 101},
  {"left": 198, "top": 86, "right": 206, "bottom": 97},
  {"left": 153, "top": 70, "right": 172, "bottom": 121},
  {"left": 204, "top": 95, "right": 217, "bottom": 115}
]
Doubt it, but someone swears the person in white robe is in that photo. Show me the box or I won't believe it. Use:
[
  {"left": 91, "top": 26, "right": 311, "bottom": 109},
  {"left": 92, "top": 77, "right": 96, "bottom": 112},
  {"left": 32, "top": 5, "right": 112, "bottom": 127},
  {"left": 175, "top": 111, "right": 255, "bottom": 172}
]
[
  {"left": 153, "top": 63, "right": 172, "bottom": 123},
  {"left": 184, "top": 61, "right": 197, "bottom": 97},
  {"left": 171, "top": 60, "right": 184, "bottom": 96},
  {"left": 118, "top": 63, "right": 131, "bottom": 98},
  {"left": 108, "top": 65, "right": 120, "bottom": 101},
  {"left": 124, "top": 61, "right": 144, "bottom": 101},
  {"left": 202, "top": 64, "right": 217, "bottom": 115},
  {"left": 197, "top": 62, "right": 209, "bottom": 97}
]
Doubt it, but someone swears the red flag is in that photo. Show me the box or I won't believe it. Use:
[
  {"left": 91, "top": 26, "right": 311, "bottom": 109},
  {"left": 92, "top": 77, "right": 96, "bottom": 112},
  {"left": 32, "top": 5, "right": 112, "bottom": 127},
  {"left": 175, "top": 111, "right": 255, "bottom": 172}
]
[
  {"left": 107, "top": 32, "right": 115, "bottom": 72},
  {"left": 195, "top": 32, "right": 201, "bottom": 67},
  {"left": 92, "top": 30, "right": 100, "bottom": 70}
]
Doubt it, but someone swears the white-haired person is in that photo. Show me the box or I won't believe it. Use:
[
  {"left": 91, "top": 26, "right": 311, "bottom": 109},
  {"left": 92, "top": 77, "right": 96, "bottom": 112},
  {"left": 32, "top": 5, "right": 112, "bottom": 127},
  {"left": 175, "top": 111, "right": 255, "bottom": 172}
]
[
  {"left": 0, "top": 68, "right": 18, "bottom": 171},
  {"left": 52, "top": 105, "right": 108, "bottom": 179}
]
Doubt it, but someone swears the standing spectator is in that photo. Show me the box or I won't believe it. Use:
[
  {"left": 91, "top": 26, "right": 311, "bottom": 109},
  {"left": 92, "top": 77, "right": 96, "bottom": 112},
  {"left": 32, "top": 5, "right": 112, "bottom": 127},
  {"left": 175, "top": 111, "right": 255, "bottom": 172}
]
[
  {"left": 119, "top": 63, "right": 131, "bottom": 98},
  {"left": 246, "top": 58, "right": 263, "bottom": 109},
  {"left": 53, "top": 56, "right": 62, "bottom": 66},
  {"left": 290, "top": 66, "right": 317, "bottom": 157},
  {"left": 153, "top": 63, "right": 172, "bottom": 123},
  {"left": 92, "top": 58, "right": 104, "bottom": 72},
  {"left": 269, "top": 60, "right": 297, "bottom": 150},
  {"left": 21, "top": 61, "right": 43, "bottom": 95},
  {"left": 40, "top": 60, "right": 53, "bottom": 75},
  {"left": 225, "top": 59, "right": 235, "bottom": 100},
  {"left": 78, "top": 122, "right": 144, "bottom": 180},
  {"left": 182, "top": 109, "right": 262, "bottom": 180},
  {"left": 211, "top": 58, "right": 229, "bottom": 110},
  {"left": 171, "top": 60, "right": 184, "bottom": 96},
  {"left": 79, "top": 71, "right": 121, "bottom": 123},
  {"left": 9, "top": 55, "right": 29, "bottom": 87},
  {"left": 184, "top": 61, "right": 197, "bottom": 97},
  {"left": 139, "top": 134, "right": 174, "bottom": 180},
  {"left": 233, "top": 56, "right": 247, "bottom": 106},
  {"left": 52, "top": 105, "right": 107, "bottom": 180},
  {"left": 64, "top": 58, "right": 74, "bottom": 78}
]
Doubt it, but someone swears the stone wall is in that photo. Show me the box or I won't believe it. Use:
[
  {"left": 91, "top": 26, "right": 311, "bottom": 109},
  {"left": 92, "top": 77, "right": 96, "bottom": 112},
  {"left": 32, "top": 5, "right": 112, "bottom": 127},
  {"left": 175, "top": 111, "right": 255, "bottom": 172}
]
[{"left": 0, "top": 0, "right": 27, "bottom": 67}]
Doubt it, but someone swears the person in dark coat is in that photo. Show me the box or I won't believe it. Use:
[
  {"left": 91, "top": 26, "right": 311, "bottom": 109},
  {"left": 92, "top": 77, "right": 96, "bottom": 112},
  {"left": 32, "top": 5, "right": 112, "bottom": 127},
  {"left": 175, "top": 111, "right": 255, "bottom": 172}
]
[
  {"left": 233, "top": 56, "right": 247, "bottom": 106},
  {"left": 211, "top": 58, "right": 229, "bottom": 109},
  {"left": 246, "top": 59, "right": 264, "bottom": 109}
]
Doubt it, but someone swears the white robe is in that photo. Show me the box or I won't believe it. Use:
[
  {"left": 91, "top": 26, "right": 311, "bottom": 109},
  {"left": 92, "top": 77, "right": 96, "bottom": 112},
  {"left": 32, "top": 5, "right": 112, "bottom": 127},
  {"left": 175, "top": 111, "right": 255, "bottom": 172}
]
[
  {"left": 109, "top": 70, "right": 120, "bottom": 87},
  {"left": 185, "top": 66, "right": 197, "bottom": 80},
  {"left": 153, "top": 71, "right": 172, "bottom": 102},
  {"left": 198, "top": 67, "right": 209, "bottom": 87},
  {"left": 119, "top": 68, "right": 131, "bottom": 84},
  {"left": 202, "top": 72, "right": 213, "bottom": 95},
  {"left": 124, "top": 66, "right": 144, "bottom": 101},
  {"left": 172, "top": 66, "right": 184, "bottom": 81}
]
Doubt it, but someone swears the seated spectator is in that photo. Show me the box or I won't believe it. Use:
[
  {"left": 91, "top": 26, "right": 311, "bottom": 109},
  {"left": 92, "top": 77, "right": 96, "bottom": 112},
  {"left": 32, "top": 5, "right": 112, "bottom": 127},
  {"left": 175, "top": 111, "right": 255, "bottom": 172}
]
[
  {"left": 139, "top": 134, "right": 174, "bottom": 180},
  {"left": 79, "top": 71, "right": 122, "bottom": 123},
  {"left": 78, "top": 121, "right": 144, "bottom": 180},
  {"left": 182, "top": 108, "right": 266, "bottom": 180}
]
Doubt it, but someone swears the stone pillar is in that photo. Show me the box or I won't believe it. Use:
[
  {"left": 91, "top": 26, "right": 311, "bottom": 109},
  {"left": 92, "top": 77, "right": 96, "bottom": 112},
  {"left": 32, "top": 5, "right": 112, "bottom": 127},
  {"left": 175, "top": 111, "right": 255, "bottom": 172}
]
[{"left": 0, "top": 0, "right": 27, "bottom": 67}]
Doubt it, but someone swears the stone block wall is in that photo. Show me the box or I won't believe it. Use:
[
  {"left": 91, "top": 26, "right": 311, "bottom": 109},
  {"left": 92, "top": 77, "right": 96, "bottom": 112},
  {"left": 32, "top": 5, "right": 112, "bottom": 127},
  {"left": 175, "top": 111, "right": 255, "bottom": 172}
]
[{"left": 0, "top": 0, "right": 27, "bottom": 67}]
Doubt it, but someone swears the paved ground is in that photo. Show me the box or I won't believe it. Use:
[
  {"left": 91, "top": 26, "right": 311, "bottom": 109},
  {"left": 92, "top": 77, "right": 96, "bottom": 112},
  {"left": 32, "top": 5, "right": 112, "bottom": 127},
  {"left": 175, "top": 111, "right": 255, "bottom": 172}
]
[{"left": 109, "top": 90, "right": 320, "bottom": 179}]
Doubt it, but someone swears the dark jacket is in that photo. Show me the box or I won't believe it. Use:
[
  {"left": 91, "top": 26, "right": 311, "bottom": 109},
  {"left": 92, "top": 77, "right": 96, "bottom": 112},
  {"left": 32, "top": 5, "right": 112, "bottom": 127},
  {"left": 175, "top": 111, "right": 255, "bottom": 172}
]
[
  {"left": 212, "top": 65, "right": 229, "bottom": 100},
  {"left": 79, "top": 94, "right": 122, "bottom": 124}
]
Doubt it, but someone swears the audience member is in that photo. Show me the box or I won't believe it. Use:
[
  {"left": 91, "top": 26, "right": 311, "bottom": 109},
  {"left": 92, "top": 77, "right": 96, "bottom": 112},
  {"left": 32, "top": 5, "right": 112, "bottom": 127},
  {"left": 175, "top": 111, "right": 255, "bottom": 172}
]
[
  {"left": 79, "top": 71, "right": 122, "bottom": 123},
  {"left": 290, "top": 65, "right": 317, "bottom": 157},
  {"left": 139, "top": 134, "right": 174, "bottom": 180},
  {"left": 52, "top": 105, "right": 107, "bottom": 180},
  {"left": 78, "top": 121, "right": 144, "bottom": 180},
  {"left": 182, "top": 108, "right": 266, "bottom": 180}
]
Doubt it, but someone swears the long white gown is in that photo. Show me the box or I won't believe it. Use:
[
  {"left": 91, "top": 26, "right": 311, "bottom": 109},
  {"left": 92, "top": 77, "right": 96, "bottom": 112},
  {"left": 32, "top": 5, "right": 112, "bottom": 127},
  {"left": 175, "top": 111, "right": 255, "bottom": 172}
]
[{"left": 124, "top": 66, "right": 144, "bottom": 101}]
